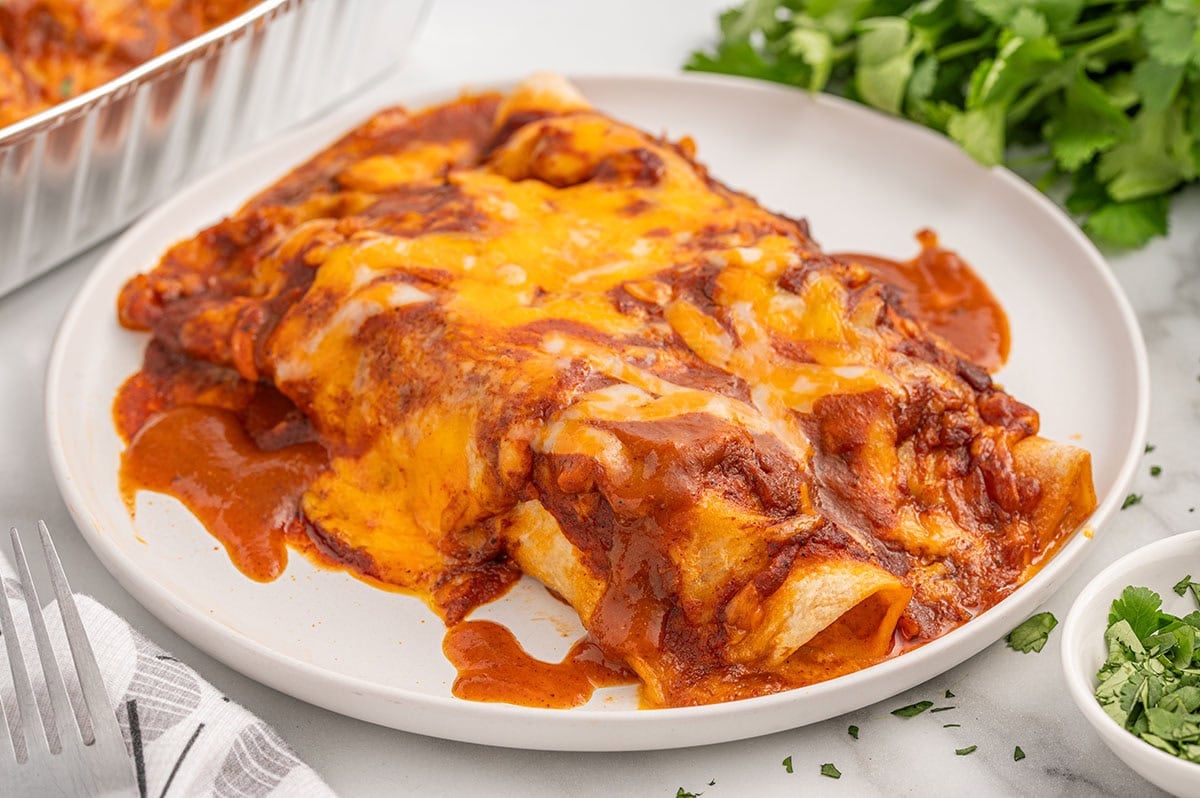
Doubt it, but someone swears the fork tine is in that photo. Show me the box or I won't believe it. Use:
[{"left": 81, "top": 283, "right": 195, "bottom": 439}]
[
  {"left": 0, "top": 536, "right": 47, "bottom": 759},
  {"left": 11, "top": 527, "right": 74, "bottom": 752},
  {"left": 0, "top": 675, "right": 14, "bottom": 766},
  {"left": 36, "top": 521, "right": 119, "bottom": 749}
]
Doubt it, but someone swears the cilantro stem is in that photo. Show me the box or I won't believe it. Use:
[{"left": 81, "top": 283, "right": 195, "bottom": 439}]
[
  {"left": 832, "top": 42, "right": 856, "bottom": 63},
  {"left": 935, "top": 33, "right": 995, "bottom": 62},
  {"left": 1006, "top": 152, "right": 1055, "bottom": 168},
  {"left": 1008, "top": 80, "right": 1064, "bottom": 127},
  {"left": 1057, "top": 16, "right": 1119, "bottom": 44},
  {"left": 1070, "top": 21, "right": 1138, "bottom": 60}
]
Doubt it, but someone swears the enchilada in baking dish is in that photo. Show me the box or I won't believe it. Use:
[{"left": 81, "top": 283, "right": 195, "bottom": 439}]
[
  {"left": 0, "top": 0, "right": 258, "bottom": 129},
  {"left": 114, "top": 74, "right": 1095, "bottom": 707}
]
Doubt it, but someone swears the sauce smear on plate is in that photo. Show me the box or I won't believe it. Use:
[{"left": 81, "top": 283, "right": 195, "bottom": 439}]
[
  {"left": 443, "top": 620, "right": 637, "bottom": 708},
  {"left": 838, "top": 229, "right": 1010, "bottom": 371},
  {"left": 120, "top": 404, "right": 326, "bottom": 581}
]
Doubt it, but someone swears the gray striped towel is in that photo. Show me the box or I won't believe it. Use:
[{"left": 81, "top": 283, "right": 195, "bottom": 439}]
[{"left": 0, "top": 547, "right": 336, "bottom": 797}]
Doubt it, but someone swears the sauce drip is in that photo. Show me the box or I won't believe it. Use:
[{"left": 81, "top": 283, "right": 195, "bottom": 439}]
[
  {"left": 119, "top": 405, "right": 327, "bottom": 581},
  {"left": 838, "top": 230, "right": 1011, "bottom": 371},
  {"left": 443, "top": 620, "right": 636, "bottom": 708}
]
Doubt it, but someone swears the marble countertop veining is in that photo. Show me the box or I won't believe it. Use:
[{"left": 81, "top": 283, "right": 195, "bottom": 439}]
[{"left": 1, "top": 1, "right": 1197, "bottom": 795}]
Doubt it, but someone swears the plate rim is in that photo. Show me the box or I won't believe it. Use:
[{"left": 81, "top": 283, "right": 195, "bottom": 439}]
[{"left": 45, "top": 70, "right": 1151, "bottom": 751}]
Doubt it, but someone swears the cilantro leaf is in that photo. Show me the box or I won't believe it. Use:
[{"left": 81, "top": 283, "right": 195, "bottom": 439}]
[
  {"left": 1121, "top": 493, "right": 1144, "bottom": 510},
  {"left": 1174, "top": 575, "right": 1200, "bottom": 608},
  {"left": 1133, "top": 59, "right": 1186, "bottom": 113},
  {"left": 685, "top": 42, "right": 803, "bottom": 85},
  {"left": 676, "top": 789, "right": 702, "bottom": 798},
  {"left": 721, "top": 0, "right": 784, "bottom": 42},
  {"left": 820, "top": 763, "right": 842, "bottom": 779},
  {"left": 891, "top": 700, "right": 934, "bottom": 717},
  {"left": 788, "top": 28, "right": 836, "bottom": 91},
  {"left": 1138, "top": 6, "right": 1198, "bottom": 66},
  {"left": 855, "top": 17, "right": 921, "bottom": 115},
  {"left": 1006, "top": 611, "right": 1059, "bottom": 653},
  {"left": 1097, "top": 106, "right": 1196, "bottom": 202},
  {"left": 1014, "top": 745, "right": 1026, "bottom": 761},
  {"left": 1045, "top": 71, "right": 1130, "bottom": 170},
  {"left": 967, "top": 34, "right": 1061, "bottom": 108},
  {"left": 1109, "top": 586, "right": 1164, "bottom": 641},
  {"left": 782, "top": 755, "right": 793, "bottom": 773},
  {"left": 1086, "top": 197, "right": 1170, "bottom": 249},
  {"left": 848, "top": 724, "right": 860, "bottom": 739},
  {"left": 956, "top": 745, "right": 978, "bottom": 755},
  {"left": 970, "top": 0, "right": 1082, "bottom": 32},
  {"left": 947, "top": 104, "right": 1007, "bottom": 165}
]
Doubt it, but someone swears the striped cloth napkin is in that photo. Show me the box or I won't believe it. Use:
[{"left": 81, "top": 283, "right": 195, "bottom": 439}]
[{"left": 0, "top": 546, "right": 336, "bottom": 797}]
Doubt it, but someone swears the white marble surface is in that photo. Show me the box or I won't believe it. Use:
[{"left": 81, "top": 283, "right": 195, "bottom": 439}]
[{"left": 2, "top": 1, "right": 1197, "bottom": 795}]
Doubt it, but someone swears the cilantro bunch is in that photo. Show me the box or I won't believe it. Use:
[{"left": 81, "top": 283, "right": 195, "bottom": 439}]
[
  {"left": 686, "top": 0, "right": 1200, "bottom": 248},
  {"left": 1096, "top": 584, "right": 1200, "bottom": 762}
]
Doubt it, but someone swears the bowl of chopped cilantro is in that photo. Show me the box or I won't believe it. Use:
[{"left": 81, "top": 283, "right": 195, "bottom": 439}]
[{"left": 1063, "top": 529, "right": 1200, "bottom": 798}]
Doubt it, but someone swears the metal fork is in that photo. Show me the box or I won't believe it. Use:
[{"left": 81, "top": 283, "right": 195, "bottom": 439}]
[{"left": 0, "top": 521, "right": 139, "bottom": 796}]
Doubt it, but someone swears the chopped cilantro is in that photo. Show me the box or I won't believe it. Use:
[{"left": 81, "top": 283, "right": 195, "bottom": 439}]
[
  {"left": 1150, "top": 465, "right": 1162, "bottom": 477},
  {"left": 930, "top": 706, "right": 956, "bottom": 713},
  {"left": 956, "top": 745, "right": 978, "bottom": 756},
  {"left": 891, "top": 700, "right": 934, "bottom": 717},
  {"left": 1095, "top": 584, "right": 1200, "bottom": 763},
  {"left": 820, "top": 763, "right": 842, "bottom": 779},
  {"left": 1006, "top": 612, "right": 1059, "bottom": 653},
  {"left": 708, "top": 781, "right": 715, "bottom": 787},
  {"left": 944, "top": 690, "right": 955, "bottom": 698},
  {"left": 1145, "top": 443, "right": 1156, "bottom": 453},
  {"left": 1122, "top": 494, "right": 1143, "bottom": 510},
  {"left": 848, "top": 725, "right": 859, "bottom": 739},
  {"left": 1173, "top": 575, "right": 1200, "bottom": 607},
  {"left": 782, "top": 755, "right": 793, "bottom": 773},
  {"left": 675, "top": 789, "right": 701, "bottom": 798},
  {"left": 1014, "top": 745, "right": 1026, "bottom": 761},
  {"left": 943, "top": 723, "right": 961, "bottom": 728}
]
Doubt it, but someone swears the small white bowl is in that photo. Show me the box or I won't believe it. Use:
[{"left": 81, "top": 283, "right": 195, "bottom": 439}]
[{"left": 1062, "top": 529, "right": 1200, "bottom": 798}]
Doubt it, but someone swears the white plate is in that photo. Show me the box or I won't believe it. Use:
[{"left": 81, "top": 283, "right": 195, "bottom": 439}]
[{"left": 46, "top": 73, "right": 1149, "bottom": 751}]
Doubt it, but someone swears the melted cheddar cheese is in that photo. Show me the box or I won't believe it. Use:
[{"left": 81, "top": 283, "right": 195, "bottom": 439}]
[{"left": 115, "top": 75, "right": 1096, "bottom": 707}]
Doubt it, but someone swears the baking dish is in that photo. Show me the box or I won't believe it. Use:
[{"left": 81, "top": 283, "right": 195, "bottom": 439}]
[{"left": 0, "top": 0, "right": 429, "bottom": 297}]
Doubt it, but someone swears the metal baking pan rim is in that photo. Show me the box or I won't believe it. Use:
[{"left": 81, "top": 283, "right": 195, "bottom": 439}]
[{"left": 0, "top": 0, "right": 292, "bottom": 147}]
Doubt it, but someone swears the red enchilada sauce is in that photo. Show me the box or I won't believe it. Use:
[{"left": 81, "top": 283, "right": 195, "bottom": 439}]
[
  {"left": 837, "top": 229, "right": 1010, "bottom": 371},
  {"left": 116, "top": 343, "right": 329, "bottom": 581},
  {"left": 114, "top": 231, "right": 1011, "bottom": 708},
  {"left": 443, "top": 621, "right": 636, "bottom": 707}
]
